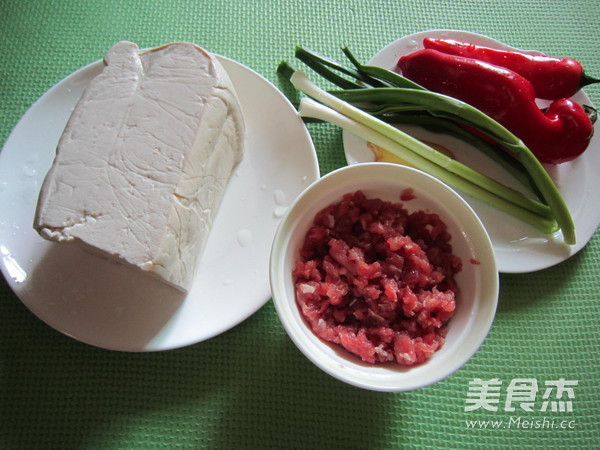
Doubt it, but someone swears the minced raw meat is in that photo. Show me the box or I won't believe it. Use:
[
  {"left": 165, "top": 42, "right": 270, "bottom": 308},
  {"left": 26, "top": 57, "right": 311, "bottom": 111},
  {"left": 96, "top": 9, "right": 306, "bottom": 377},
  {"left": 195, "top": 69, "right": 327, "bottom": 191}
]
[{"left": 293, "top": 190, "right": 462, "bottom": 366}]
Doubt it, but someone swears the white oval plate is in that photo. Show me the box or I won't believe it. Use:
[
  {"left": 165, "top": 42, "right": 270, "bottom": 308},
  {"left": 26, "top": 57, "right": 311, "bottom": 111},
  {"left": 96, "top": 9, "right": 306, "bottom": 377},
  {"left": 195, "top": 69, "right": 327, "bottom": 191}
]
[
  {"left": 0, "top": 53, "right": 319, "bottom": 351},
  {"left": 343, "top": 29, "right": 600, "bottom": 273}
]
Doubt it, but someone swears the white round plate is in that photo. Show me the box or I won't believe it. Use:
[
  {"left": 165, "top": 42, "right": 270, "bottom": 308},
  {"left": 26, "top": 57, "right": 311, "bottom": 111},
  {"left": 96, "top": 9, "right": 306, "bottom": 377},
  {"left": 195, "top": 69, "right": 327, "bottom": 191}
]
[
  {"left": 343, "top": 29, "right": 600, "bottom": 273},
  {"left": 0, "top": 54, "right": 319, "bottom": 351}
]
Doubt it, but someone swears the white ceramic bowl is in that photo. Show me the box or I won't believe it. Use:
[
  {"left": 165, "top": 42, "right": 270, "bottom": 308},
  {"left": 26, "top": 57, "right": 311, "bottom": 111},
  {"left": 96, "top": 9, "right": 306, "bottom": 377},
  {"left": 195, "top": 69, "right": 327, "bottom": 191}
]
[{"left": 270, "top": 163, "right": 498, "bottom": 391}]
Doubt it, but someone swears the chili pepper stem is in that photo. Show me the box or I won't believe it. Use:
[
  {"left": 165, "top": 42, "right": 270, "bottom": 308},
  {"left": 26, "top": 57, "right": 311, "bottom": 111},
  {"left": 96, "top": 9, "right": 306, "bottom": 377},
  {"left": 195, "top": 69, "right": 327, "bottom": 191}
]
[
  {"left": 584, "top": 105, "right": 598, "bottom": 124},
  {"left": 580, "top": 72, "right": 600, "bottom": 89}
]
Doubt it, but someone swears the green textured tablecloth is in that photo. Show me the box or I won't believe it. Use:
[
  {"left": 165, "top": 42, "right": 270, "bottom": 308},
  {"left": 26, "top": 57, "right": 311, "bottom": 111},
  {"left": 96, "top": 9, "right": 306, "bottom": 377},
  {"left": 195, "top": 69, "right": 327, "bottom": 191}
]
[{"left": 1, "top": 1, "right": 599, "bottom": 448}]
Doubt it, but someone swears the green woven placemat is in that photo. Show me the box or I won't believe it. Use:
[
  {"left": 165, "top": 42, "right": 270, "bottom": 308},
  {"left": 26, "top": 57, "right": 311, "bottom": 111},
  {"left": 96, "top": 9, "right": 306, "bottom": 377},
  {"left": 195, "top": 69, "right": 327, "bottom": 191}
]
[{"left": 1, "top": 1, "right": 599, "bottom": 448}]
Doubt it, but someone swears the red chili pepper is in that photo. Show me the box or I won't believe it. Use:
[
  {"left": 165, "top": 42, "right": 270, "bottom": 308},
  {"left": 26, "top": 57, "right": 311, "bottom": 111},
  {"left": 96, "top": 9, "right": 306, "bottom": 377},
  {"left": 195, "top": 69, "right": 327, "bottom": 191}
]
[
  {"left": 397, "top": 49, "right": 595, "bottom": 164},
  {"left": 423, "top": 38, "right": 599, "bottom": 100}
]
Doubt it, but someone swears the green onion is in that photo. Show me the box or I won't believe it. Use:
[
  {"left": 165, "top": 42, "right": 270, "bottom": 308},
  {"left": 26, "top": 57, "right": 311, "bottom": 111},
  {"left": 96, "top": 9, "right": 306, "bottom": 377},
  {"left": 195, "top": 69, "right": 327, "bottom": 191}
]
[
  {"left": 334, "top": 88, "right": 522, "bottom": 145},
  {"left": 298, "top": 97, "right": 558, "bottom": 234},
  {"left": 341, "top": 46, "right": 426, "bottom": 90},
  {"left": 294, "top": 47, "right": 364, "bottom": 90},
  {"left": 374, "top": 113, "right": 541, "bottom": 196},
  {"left": 279, "top": 47, "right": 577, "bottom": 244},
  {"left": 296, "top": 46, "right": 540, "bottom": 192},
  {"left": 294, "top": 47, "right": 388, "bottom": 89},
  {"left": 287, "top": 69, "right": 554, "bottom": 221}
]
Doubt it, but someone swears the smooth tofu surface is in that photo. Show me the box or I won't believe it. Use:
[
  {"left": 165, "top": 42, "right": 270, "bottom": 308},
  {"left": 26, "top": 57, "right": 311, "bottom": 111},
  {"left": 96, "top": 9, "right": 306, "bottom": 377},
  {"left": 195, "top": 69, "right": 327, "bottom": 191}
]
[{"left": 34, "top": 41, "right": 245, "bottom": 291}]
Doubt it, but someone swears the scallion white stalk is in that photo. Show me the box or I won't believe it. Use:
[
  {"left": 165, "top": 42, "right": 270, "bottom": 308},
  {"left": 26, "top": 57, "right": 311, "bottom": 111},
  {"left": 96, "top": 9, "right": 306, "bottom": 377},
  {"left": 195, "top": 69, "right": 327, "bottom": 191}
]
[
  {"left": 298, "top": 97, "right": 559, "bottom": 234},
  {"left": 291, "top": 71, "right": 555, "bottom": 225}
]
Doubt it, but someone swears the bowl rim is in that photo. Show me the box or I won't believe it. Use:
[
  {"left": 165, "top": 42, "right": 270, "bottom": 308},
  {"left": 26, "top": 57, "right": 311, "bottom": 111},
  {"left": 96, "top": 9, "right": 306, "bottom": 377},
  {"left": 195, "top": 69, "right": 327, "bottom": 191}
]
[{"left": 270, "top": 162, "right": 499, "bottom": 391}]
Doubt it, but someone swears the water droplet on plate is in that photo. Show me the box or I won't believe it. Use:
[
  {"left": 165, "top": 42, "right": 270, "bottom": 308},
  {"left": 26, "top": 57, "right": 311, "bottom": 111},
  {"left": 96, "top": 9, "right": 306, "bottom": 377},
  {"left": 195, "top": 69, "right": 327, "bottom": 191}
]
[
  {"left": 407, "top": 38, "right": 420, "bottom": 51},
  {"left": 274, "top": 189, "right": 286, "bottom": 205},
  {"left": 273, "top": 206, "right": 287, "bottom": 218},
  {"left": 236, "top": 229, "right": 253, "bottom": 247},
  {"left": 22, "top": 166, "right": 37, "bottom": 179}
]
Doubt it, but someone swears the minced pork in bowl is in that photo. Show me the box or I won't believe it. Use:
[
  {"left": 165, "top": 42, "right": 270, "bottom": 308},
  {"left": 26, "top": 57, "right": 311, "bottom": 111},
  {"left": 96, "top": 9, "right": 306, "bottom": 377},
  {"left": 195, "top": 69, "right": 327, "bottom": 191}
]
[{"left": 270, "top": 163, "right": 498, "bottom": 392}]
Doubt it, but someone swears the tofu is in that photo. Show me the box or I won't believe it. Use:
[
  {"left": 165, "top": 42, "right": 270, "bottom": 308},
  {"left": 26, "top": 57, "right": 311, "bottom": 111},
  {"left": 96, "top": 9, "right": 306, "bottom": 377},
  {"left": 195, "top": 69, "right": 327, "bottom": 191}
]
[{"left": 34, "top": 41, "right": 245, "bottom": 291}]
